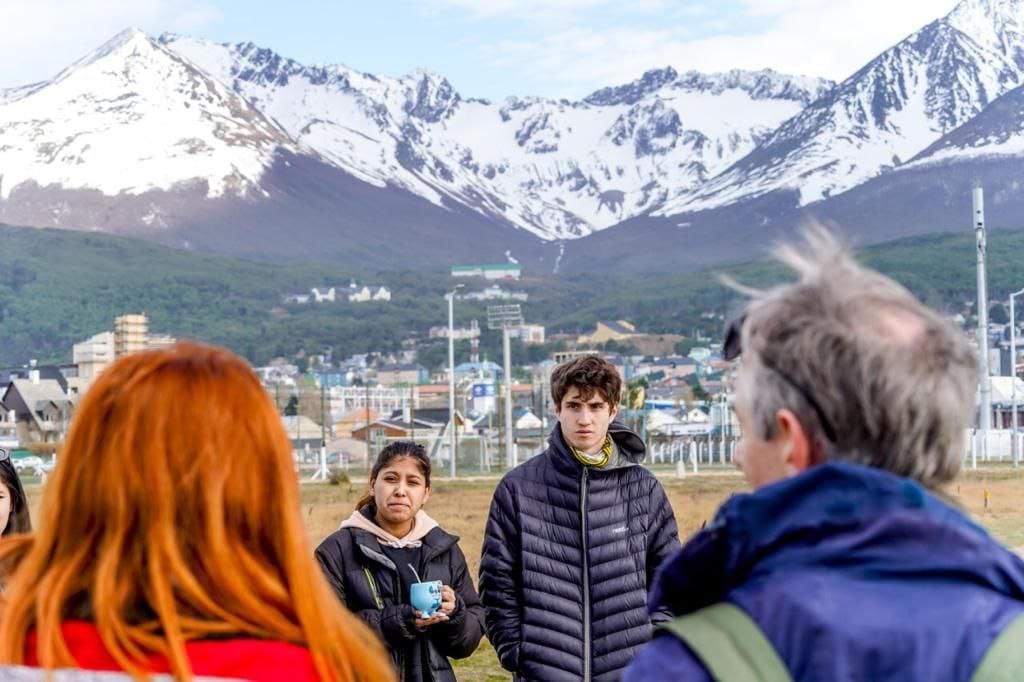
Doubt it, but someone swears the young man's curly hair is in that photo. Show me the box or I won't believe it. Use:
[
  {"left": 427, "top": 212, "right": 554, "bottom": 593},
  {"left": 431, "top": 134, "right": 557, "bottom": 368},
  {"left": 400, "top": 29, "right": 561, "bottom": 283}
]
[{"left": 550, "top": 355, "right": 622, "bottom": 408}]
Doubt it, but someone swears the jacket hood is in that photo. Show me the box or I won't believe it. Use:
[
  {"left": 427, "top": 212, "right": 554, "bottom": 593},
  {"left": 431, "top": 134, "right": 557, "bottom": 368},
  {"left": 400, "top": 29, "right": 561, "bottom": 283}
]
[
  {"left": 548, "top": 420, "right": 646, "bottom": 471},
  {"left": 608, "top": 421, "right": 646, "bottom": 461},
  {"left": 650, "top": 461, "right": 1024, "bottom": 617},
  {"left": 340, "top": 508, "right": 440, "bottom": 548}
]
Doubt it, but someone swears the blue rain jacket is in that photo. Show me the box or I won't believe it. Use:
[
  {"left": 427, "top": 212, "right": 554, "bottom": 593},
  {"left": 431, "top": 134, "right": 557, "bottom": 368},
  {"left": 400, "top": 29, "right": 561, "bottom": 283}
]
[{"left": 626, "top": 462, "right": 1024, "bottom": 681}]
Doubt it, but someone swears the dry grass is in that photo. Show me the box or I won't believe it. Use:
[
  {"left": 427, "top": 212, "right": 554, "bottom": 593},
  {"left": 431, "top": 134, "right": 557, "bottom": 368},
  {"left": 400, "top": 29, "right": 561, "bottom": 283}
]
[
  {"left": 298, "top": 473, "right": 746, "bottom": 581},
  {"left": 21, "top": 467, "right": 1024, "bottom": 679},
  {"left": 300, "top": 469, "right": 1024, "bottom": 679}
]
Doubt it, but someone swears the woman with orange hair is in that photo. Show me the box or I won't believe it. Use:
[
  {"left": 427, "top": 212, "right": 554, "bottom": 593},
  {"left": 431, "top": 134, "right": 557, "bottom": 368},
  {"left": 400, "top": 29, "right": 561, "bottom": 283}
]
[{"left": 0, "top": 341, "right": 394, "bottom": 681}]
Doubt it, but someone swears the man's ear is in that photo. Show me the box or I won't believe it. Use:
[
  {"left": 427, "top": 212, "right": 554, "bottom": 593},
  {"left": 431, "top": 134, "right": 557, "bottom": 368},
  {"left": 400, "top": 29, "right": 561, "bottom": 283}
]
[
  {"left": 608, "top": 402, "right": 618, "bottom": 419},
  {"left": 775, "top": 409, "right": 814, "bottom": 474}
]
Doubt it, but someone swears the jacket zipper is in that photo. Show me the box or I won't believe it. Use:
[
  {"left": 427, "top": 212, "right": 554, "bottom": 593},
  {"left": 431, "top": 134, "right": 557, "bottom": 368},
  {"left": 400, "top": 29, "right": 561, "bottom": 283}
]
[
  {"left": 581, "top": 466, "right": 591, "bottom": 682},
  {"left": 359, "top": 548, "right": 405, "bottom": 678},
  {"left": 392, "top": 565, "right": 406, "bottom": 679}
]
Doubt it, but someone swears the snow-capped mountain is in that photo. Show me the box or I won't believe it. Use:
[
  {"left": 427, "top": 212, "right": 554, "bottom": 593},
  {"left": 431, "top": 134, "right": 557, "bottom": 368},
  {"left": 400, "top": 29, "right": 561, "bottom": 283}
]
[
  {"left": 659, "top": 0, "right": 1024, "bottom": 215},
  {"left": 0, "top": 28, "right": 550, "bottom": 266},
  {"left": 3, "top": 0, "right": 1024, "bottom": 270},
  {"left": 160, "top": 33, "right": 830, "bottom": 239},
  {"left": 0, "top": 28, "right": 295, "bottom": 210},
  {"left": 807, "top": 73, "right": 1024, "bottom": 252},
  {"left": 910, "top": 80, "right": 1024, "bottom": 164}
]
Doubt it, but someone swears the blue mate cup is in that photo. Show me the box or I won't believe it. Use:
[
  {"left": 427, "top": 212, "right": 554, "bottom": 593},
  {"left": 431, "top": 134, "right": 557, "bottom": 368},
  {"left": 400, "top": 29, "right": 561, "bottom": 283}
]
[{"left": 410, "top": 580, "right": 443, "bottom": 617}]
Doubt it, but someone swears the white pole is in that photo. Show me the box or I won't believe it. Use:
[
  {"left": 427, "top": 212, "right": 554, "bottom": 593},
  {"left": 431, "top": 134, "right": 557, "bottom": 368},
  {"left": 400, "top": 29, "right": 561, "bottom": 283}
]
[
  {"left": 974, "top": 186, "right": 990, "bottom": 470},
  {"left": 720, "top": 393, "right": 728, "bottom": 463},
  {"left": 1012, "top": 290, "right": 1024, "bottom": 467},
  {"left": 504, "top": 326, "right": 515, "bottom": 468},
  {"left": 313, "top": 381, "right": 329, "bottom": 481},
  {"left": 447, "top": 289, "right": 458, "bottom": 478}
]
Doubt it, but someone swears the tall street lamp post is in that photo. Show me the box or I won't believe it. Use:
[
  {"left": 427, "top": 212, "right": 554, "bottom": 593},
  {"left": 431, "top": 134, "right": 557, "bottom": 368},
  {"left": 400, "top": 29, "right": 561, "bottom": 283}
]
[
  {"left": 973, "top": 186, "right": 990, "bottom": 469},
  {"left": 487, "top": 304, "right": 524, "bottom": 469},
  {"left": 447, "top": 285, "right": 463, "bottom": 478}
]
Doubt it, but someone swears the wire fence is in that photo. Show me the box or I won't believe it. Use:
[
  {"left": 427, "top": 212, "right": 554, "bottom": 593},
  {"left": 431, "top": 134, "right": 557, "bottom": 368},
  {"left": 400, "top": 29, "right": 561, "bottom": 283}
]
[
  {"left": 297, "top": 431, "right": 744, "bottom": 481},
  {"left": 297, "top": 427, "right": 1024, "bottom": 482},
  {"left": 965, "top": 429, "right": 1024, "bottom": 466}
]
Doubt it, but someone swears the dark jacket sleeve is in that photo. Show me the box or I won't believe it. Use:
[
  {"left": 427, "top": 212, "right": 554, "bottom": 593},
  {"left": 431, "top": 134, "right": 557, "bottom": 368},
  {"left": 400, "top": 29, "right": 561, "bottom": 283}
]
[
  {"left": 646, "top": 481, "right": 681, "bottom": 626},
  {"left": 315, "top": 533, "right": 419, "bottom": 645},
  {"left": 431, "top": 543, "right": 486, "bottom": 659},
  {"left": 478, "top": 477, "right": 522, "bottom": 672}
]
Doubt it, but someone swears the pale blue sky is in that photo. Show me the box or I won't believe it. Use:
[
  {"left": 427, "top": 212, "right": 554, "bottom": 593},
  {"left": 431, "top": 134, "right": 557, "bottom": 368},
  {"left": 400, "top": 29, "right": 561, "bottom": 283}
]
[{"left": 0, "top": 0, "right": 960, "bottom": 100}]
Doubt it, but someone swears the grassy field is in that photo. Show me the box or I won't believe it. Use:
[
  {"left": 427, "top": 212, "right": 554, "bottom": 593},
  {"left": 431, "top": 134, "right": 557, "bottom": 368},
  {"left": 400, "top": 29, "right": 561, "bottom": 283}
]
[
  {"left": 292, "top": 468, "right": 1024, "bottom": 680},
  {"left": 23, "top": 468, "right": 1024, "bottom": 680}
]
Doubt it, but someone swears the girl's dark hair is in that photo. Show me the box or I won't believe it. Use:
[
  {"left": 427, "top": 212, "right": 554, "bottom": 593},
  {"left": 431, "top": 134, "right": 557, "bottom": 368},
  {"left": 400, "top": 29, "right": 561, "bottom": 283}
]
[
  {"left": 355, "top": 441, "right": 431, "bottom": 512},
  {"left": 0, "top": 456, "right": 31, "bottom": 535}
]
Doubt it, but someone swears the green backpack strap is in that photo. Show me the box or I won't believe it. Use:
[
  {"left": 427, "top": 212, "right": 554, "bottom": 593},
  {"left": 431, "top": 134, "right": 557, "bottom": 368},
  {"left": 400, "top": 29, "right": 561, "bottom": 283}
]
[
  {"left": 971, "top": 612, "right": 1024, "bottom": 682},
  {"left": 658, "top": 602, "right": 792, "bottom": 682}
]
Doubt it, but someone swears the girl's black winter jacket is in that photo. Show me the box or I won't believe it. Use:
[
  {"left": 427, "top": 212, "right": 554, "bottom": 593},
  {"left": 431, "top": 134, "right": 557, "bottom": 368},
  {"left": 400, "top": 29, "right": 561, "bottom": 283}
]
[{"left": 316, "top": 522, "right": 485, "bottom": 682}]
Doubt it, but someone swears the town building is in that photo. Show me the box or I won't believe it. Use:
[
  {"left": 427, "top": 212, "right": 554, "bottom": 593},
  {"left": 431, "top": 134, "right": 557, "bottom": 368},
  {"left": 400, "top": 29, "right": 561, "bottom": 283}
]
[
  {"left": 578, "top": 320, "right": 639, "bottom": 345},
  {"left": 114, "top": 313, "right": 148, "bottom": 357},
  {"left": 510, "top": 324, "right": 545, "bottom": 344},
  {"left": 451, "top": 264, "right": 521, "bottom": 281},
  {"left": 0, "top": 369, "right": 75, "bottom": 447},
  {"left": 459, "top": 285, "right": 528, "bottom": 302},
  {"left": 374, "top": 363, "right": 429, "bottom": 386},
  {"left": 348, "top": 286, "right": 392, "bottom": 303},
  {"left": 73, "top": 331, "right": 115, "bottom": 381}
]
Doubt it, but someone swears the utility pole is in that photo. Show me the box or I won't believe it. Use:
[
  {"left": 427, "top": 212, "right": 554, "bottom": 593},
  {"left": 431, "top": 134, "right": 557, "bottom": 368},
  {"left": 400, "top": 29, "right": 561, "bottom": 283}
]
[
  {"left": 364, "top": 381, "right": 371, "bottom": 466},
  {"left": 539, "top": 366, "right": 548, "bottom": 432},
  {"left": 296, "top": 388, "right": 301, "bottom": 450},
  {"left": 410, "top": 383, "right": 416, "bottom": 441},
  {"left": 975, "top": 186, "right": 990, "bottom": 470},
  {"left": 503, "top": 326, "right": 513, "bottom": 467},
  {"left": 312, "top": 378, "right": 329, "bottom": 481},
  {"left": 447, "top": 285, "right": 463, "bottom": 478}
]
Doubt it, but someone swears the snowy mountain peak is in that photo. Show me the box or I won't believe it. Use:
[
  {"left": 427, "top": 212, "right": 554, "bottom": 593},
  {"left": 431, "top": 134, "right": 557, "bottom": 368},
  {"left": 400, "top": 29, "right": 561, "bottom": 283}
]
[
  {"left": 910, "top": 79, "right": 1024, "bottom": 166},
  {"left": 52, "top": 27, "right": 162, "bottom": 85},
  {"left": 674, "top": 68, "right": 834, "bottom": 106},
  {"left": 8, "top": 3, "right": 1024, "bottom": 252},
  {"left": 584, "top": 66, "right": 832, "bottom": 108},
  {"left": 90, "top": 26, "right": 149, "bottom": 57},
  {"left": 657, "top": 0, "right": 1024, "bottom": 215},
  {"left": 948, "top": 0, "right": 1024, "bottom": 67},
  {"left": 158, "top": 34, "right": 389, "bottom": 100},
  {"left": 90, "top": 31, "right": 846, "bottom": 239},
  {"left": 949, "top": 0, "right": 1024, "bottom": 31},
  {"left": 584, "top": 67, "right": 680, "bottom": 105},
  {"left": 399, "top": 68, "right": 461, "bottom": 122},
  {"left": 0, "top": 28, "right": 296, "bottom": 204}
]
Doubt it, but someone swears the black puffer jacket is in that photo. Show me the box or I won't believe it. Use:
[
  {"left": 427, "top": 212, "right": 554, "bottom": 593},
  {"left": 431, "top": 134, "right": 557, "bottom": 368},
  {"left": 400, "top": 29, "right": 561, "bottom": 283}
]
[
  {"left": 479, "top": 422, "right": 680, "bottom": 681},
  {"left": 316, "top": 523, "right": 485, "bottom": 682}
]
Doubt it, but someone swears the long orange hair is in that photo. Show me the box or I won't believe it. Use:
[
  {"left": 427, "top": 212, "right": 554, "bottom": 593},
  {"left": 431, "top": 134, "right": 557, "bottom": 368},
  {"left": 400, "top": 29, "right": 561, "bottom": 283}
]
[{"left": 0, "top": 341, "right": 393, "bottom": 681}]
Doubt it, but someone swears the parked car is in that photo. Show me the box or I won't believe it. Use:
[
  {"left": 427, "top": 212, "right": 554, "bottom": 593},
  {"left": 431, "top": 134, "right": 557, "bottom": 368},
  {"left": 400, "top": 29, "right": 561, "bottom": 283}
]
[
  {"left": 12, "top": 456, "right": 44, "bottom": 475},
  {"left": 327, "top": 450, "right": 359, "bottom": 466}
]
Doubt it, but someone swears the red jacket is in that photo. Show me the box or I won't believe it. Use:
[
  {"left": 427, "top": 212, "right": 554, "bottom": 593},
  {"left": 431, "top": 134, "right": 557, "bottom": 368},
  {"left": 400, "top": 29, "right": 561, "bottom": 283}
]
[{"left": 25, "top": 621, "right": 321, "bottom": 681}]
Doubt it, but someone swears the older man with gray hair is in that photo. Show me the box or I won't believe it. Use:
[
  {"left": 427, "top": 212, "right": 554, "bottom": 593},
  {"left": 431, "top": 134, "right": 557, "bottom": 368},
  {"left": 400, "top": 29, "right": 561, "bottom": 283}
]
[{"left": 625, "top": 227, "right": 1024, "bottom": 681}]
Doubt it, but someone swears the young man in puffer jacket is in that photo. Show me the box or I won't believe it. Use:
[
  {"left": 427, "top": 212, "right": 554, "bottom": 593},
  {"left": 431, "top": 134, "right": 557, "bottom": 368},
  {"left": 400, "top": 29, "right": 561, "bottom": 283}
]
[{"left": 480, "top": 355, "right": 680, "bottom": 681}]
